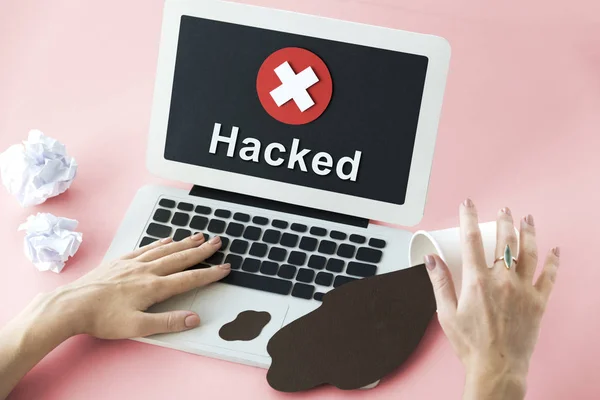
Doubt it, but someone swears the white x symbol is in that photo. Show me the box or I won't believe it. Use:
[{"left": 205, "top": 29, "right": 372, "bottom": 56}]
[{"left": 269, "top": 61, "right": 319, "bottom": 112}]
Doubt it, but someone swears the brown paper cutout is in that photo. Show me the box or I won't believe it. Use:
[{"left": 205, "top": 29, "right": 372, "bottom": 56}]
[
  {"left": 219, "top": 310, "right": 272, "bottom": 342},
  {"left": 266, "top": 264, "right": 435, "bottom": 392}
]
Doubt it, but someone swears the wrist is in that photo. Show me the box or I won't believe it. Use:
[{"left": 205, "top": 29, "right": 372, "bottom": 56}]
[{"left": 463, "top": 358, "right": 528, "bottom": 400}]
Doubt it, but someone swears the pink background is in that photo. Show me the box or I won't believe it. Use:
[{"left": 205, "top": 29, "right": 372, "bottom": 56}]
[{"left": 1, "top": 0, "right": 599, "bottom": 399}]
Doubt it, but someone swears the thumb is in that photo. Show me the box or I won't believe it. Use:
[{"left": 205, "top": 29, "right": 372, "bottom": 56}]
[
  {"left": 424, "top": 254, "right": 458, "bottom": 316},
  {"left": 135, "top": 311, "right": 201, "bottom": 337}
]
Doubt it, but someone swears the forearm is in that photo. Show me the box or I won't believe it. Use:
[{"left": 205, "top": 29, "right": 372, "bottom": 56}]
[{"left": 463, "top": 368, "right": 527, "bottom": 400}]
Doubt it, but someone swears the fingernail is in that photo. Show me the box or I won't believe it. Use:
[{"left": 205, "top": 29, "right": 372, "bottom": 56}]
[
  {"left": 463, "top": 198, "right": 474, "bottom": 207},
  {"left": 209, "top": 236, "right": 221, "bottom": 245},
  {"left": 525, "top": 214, "right": 535, "bottom": 226},
  {"left": 424, "top": 255, "right": 436, "bottom": 270},
  {"left": 160, "top": 237, "right": 173, "bottom": 243},
  {"left": 184, "top": 314, "right": 200, "bottom": 328},
  {"left": 553, "top": 247, "right": 561, "bottom": 257},
  {"left": 191, "top": 233, "right": 205, "bottom": 241},
  {"left": 500, "top": 207, "right": 512, "bottom": 216},
  {"left": 218, "top": 263, "right": 231, "bottom": 270}
]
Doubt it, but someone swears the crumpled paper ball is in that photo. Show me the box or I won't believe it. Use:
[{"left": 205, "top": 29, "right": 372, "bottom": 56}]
[
  {"left": 0, "top": 129, "right": 78, "bottom": 207},
  {"left": 18, "top": 213, "right": 83, "bottom": 273}
]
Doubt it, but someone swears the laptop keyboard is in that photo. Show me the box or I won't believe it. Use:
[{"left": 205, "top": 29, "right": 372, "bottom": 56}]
[{"left": 138, "top": 198, "right": 387, "bottom": 301}]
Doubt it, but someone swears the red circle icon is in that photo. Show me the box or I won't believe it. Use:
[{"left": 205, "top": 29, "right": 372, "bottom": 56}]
[{"left": 257, "top": 47, "right": 333, "bottom": 125}]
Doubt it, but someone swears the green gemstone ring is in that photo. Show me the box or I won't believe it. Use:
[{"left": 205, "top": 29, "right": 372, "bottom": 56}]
[{"left": 494, "top": 244, "right": 518, "bottom": 270}]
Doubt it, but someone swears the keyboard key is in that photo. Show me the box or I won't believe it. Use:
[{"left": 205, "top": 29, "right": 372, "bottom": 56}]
[
  {"left": 220, "top": 237, "right": 230, "bottom": 251},
  {"left": 296, "top": 268, "right": 315, "bottom": 283},
  {"left": 260, "top": 261, "right": 279, "bottom": 276},
  {"left": 249, "top": 243, "right": 268, "bottom": 258},
  {"left": 326, "top": 258, "right": 345, "bottom": 273},
  {"left": 288, "top": 251, "right": 307, "bottom": 266},
  {"left": 314, "top": 292, "right": 325, "bottom": 301},
  {"left": 173, "top": 229, "right": 191, "bottom": 242},
  {"left": 215, "top": 209, "right": 231, "bottom": 218},
  {"left": 221, "top": 271, "right": 293, "bottom": 295},
  {"left": 186, "top": 263, "right": 211, "bottom": 271},
  {"left": 243, "top": 226, "right": 262, "bottom": 241},
  {"left": 177, "top": 202, "right": 193, "bottom": 211},
  {"left": 225, "top": 254, "right": 243, "bottom": 270},
  {"left": 281, "top": 233, "right": 299, "bottom": 248},
  {"left": 195, "top": 205, "right": 212, "bottom": 215},
  {"left": 299, "top": 237, "right": 318, "bottom": 252},
  {"left": 337, "top": 244, "right": 356, "bottom": 258},
  {"left": 208, "top": 219, "right": 226, "bottom": 234},
  {"left": 330, "top": 230, "right": 347, "bottom": 240},
  {"left": 263, "top": 229, "right": 281, "bottom": 244},
  {"left": 226, "top": 222, "right": 244, "bottom": 237},
  {"left": 347, "top": 262, "right": 377, "bottom": 277},
  {"left": 272, "top": 219, "right": 288, "bottom": 229},
  {"left": 230, "top": 239, "right": 249, "bottom": 254},
  {"left": 369, "top": 238, "right": 386, "bottom": 249},
  {"left": 315, "top": 272, "right": 334, "bottom": 286},
  {"left": 333, "top": 275, "right": 358, "bottom": 288},
  {"left": 252, "top": 216, "right": 269, "bottom": 225},
  {"left": 291, "top": 223, "right": 307, "bottom": 233},
  {"left": 277, "top": 264, "right": 297, "bottom": 279},
  {"left": 233, "top": 212, "right": 250, "bottom": 222},
  {"left": 268, "top": 247, "right": 287, "bottom": 262},
  {"left": 171, "top": 212, "right": 190, "bottom": 227},
  {"left": 356, "top": 247, "right": 383, "bottom": 263},
  {"left": 139, "top": 236, "right": 157, "bottom": 247},
  {"left": 292, "top": 283, "right": 315, "bottom": 299},
  {"left": 147, "top": 223, "right": 172, "bottom": 238},
  {"left": 206, "top": 252, "right": 225, "bottom": 265},
  {"left": 242, "top": 258, "right": 261, "bottom": 273},
  {"left": 318, "top": 240, "right": 337, "bottom": 255},
  {"left": 308, "top": 255, "right": 327, "bottom": 270},
  {"left": 190, "top": 216, "right": 208, "bottom": 230},
  {"left": 153, "top": 209, "right": 171, "bottom": 223},
  {"left": 349, "top": 234, "right": 366, "bottom": 244},
  {"left": 158, "top": 198, "right": 176, "bottom": 208},
  {"left": 310, "top": 227, "right": 327, "bottom": 237},
  {"left": 201, "top": 233, "right": 209, "bottom": 242}
]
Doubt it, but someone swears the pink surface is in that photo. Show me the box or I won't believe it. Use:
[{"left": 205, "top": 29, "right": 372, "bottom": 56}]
[{"left": 0, "top": 0, "right": 598, "bottom": 399}]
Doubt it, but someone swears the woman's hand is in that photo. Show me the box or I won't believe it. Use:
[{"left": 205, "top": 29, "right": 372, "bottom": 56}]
[{"left": 425, "top": 200, "right": 560, "bottom": 400}]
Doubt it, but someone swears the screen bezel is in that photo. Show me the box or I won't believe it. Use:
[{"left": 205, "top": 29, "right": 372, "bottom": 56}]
[{"left": 147, "top": 0, "right": 451, "bottom": 226}]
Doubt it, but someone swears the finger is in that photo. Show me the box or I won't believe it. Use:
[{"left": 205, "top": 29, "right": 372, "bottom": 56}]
[
  {"left": 134, "top": 311, "right": 201, "bottom": 337},
  {"left": 535, "top": 247, "right": 560, "bottom": 303},
  {"left": 459, "top": 199, "right": 487, "bottom": 273},
  {"left": 155, "top": 263, "right": 231, "bottom": 302},
  {"left": 121, "top": 237, "right": 173, "bottom": 260},
  {"left": 517, "top": 214, "right": 537, "bottom": 281},
  {"left": 424, "top": 254, "right": 457, "bottom": 317},
  {"left": 137, "top": 233, "right": 205, "bottom": 263},
  {"left": 493, "top": 207, "right": 518, "bottom": 274},
  {"left": 148, "top": 236, "right": 223, "bottom": 275}
]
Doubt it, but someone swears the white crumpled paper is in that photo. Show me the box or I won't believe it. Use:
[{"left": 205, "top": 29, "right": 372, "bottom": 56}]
[
  {"left": 18, "top": 213, "right": 83, "bottom": 273},
  {"left": 0, "top": 129, "right": 78, "bottom": 207}
]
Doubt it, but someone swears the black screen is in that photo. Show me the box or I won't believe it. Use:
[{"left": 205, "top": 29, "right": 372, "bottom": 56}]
[{"left": 164, "top": 16, "right": 428, "bottom": 205}]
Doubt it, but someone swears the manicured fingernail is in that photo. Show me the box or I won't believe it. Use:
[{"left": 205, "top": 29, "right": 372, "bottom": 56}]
[
  {"left": 525, "top": 214, "right": 534, "bottom": 226},
  {"left": 184, "top": 314, "right": 200, "bottom": 328},
  {"left": 463, "top": 198, "right": 474, "bottom": 207},
  {"left": 209, "top": 236, "right": 221, "bottom": 245},
  {"left": 553, "top": 247, "right": 561, "bottom": 257},
  {"left": 160, "top": 237, "right": 173, "bottom": 243},
  {"left": 218, "top": 263, "right": 231, "bottom": 270},
  {"left": 424, "top": 255, "right": 436, "bottom": 270},
  {"left": 191, "top": 233, "right": 205, "bottom": 241},
  {"left": 500, "top": 207, "right": 511, "bottom": 216}
]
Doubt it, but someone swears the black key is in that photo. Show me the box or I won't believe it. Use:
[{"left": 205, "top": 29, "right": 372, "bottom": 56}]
[
  {"left": 356, "top": 247, "right": 383, "bottom": 263},
  {"left": 318, "top": 240, "right": 337, "bottom": 255},
  {"left": 263, "top": 229, "right": 281, "bottom": 244},
  {"left": 314, "top": 292, "right": 325, "bottom": 301},
  {"left": 288, "top": 251, "right": 307, "bottom": 266},
  {"left": 207, "top": 219, "right": 226, "bottom": 234},
  {"left": 291, "top": 223, "right": 307, "bottom": 233},
  {"left": 260, "top": 261, "right": 279, "bottom": 276},
  {"left": 277, "top": 264, "right": 297, "bottom": 279},
  {"left": 333, "top": 275, "right": 358, "bottom": 288},
  {"left": 326, "top": 258, "right": 345, "bottom": 273},
  {"left": 190, "top": 216, "right": 208, "bottom": 231},
  {"left": 153, "top": 209, "right": 171, "bottom": 223},
  {"left": 195, "top": 205, "right": 212, "bottom": 215},
  {"left": 158, "top": 198, "right": 176, "bottom": 208},
  {"left": 315, "top": 272, "right": 334, "bottom": 286},
  {"left": 268, "top": 247, "right": 287, "bottom": 262},
  {"left": 233, "top": 212, "right": 250, "bottom": 222},
  {"left": 186, "top": 263, "right": 211, "bottom": 271},
  {"left": 230, "top": 239, "right": 249, "bottom": 254},
  {"left": 299, "top": 237, "right": 318, "bottom": 252},
  {"left": 347, "top": 262, "right": 377, "bottom": 277},
  {"left": 296, "top": 268, "right": 315, "bottom": 283},
  {"left": 221, "top": 271, "right": 293, "bottom": 295},
  {"left": 215, "top": 209, "right": 231, "bottom": 218},
  {"left": 349, "top": 234, "right": 366, "bottom": 244},
  {"left": 310, "top": 227, "right": 327, "bottom": 237},
  {"left": 220, "top": 237, "right": 230, "bottom": 251},
  {"left": 292, "top": 283, "right": 315, "bottom": 299},
  {"left": 225, "top": 254, "right": 243, "bottom": 270},
  {"left": 201, "top": 233, "right": 209, "bottom": 242},
  {"left": 173, "top": 229, "right": 191, "bottom": 242},
  {"left": 330, "top": 230, "right": 347, "bottom": 240},
  {"left": 308, "top": 255, "right": 327, "bottom": 270},
  {"left": 252, "top": 216, "right": 269, "bottom": 226},
  {"left": 243, "top": 226, "right": 262, "bottom": 241},
  {"left": 242, "top": 258, "right": 261, "bottom": 273},
  {"left": 171, "top": 212, "right": 190, "bottom": 227},
  {"left": 206, "top": 252, "right": 225, "bottom": 265},
  {"left": 226, "top": 222, "right": 244, "bottom": 237},
  {"left": 249, "top": 243, "right": 268, "bottom": 258},
  {"left": 272, "top": 219, "right": 288, "bottom": 229},
  {"left": 369, "top": 238, "right": 386, "bottom": 249},
  {"left": 281, "top": 233, "right": 299, "bottom": 248},
  {"left": 147, "top": 223, "right": 172, "bottom": 238},
  {"left": 139, "top": 236, "right": 157, "bottom": 247},
  {"left": 337, "top": 244, "right": 356, "bottom": 258},
  {"left": 177, "top": 202, "right": 193, "bottom": 211}
]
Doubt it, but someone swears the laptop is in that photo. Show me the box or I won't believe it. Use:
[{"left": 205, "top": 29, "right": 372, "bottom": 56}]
[{"left": 103, "top": 0, "right": 450, "bottom": 370}]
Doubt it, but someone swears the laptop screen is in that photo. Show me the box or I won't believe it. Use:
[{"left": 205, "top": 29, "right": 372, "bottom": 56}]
[{"left": 164, "top": 15, "right": 429, "bottom": 206}]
